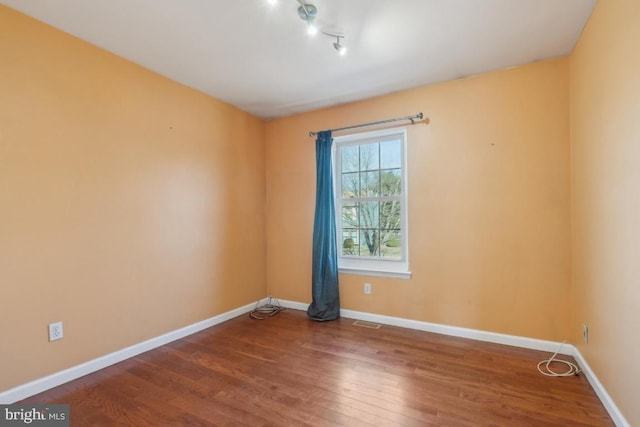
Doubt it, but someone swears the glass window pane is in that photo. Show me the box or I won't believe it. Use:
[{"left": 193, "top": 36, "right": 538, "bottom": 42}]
[
  {"left": 380, "top": 229, "right": 401, "bottom": 259},
  {"left": 341, "top": 172, "right": 359, "bottom": 198},
  {"left": 381, "top": 169, "right": 401, "bottom": 196},
  {"left": 359, "top": 201, "right": 379, "bottom": 229},
  {"left": 359, "top": 229, "right": 380, "bottom": 257},
  {"left": 360, "top": 143, "right": 379, "bottom": 171},
  {"left": 342, "top": 230, "right": 358, "bottom": 256},
  {"left": 360, "top": 171, "right": 379, "bottom": 197},
  {"left": 380, "top": 139, "right": 401, "bottom": 169},
  {"left": 341, "top": 203, "right": 359, "bottom": 228},
  {"left": 380, "top": 200, "right": 401, "bottom": 230},
  {"left": 341, "top": 145, "right": 359, "bottom": 173}
]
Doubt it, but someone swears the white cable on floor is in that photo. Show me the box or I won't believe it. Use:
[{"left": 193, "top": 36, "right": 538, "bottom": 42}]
[
  {"left": 537, "top": 341, "right": 581, "bottom": 377},
  {"left": 249, "top": 296, "right": 285, "bottom": 320}
]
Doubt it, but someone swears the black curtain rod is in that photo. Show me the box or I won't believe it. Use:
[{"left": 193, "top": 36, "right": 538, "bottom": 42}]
[{"left": 308, "top": 113, "right": 424, "bottom": 137}]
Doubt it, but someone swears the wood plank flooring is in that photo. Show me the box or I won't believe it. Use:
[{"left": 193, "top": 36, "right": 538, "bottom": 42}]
[{"left": 21, "top": 309, "right": 614, "bottom": 426}]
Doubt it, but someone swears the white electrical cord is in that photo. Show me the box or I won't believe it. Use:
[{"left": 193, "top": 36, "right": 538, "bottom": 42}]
[
  {"left": 537, "top": 341, "right": 581, "bottom": 377},
  {"left": 249, "top": 296, "right": 285, "bottom": 320}
]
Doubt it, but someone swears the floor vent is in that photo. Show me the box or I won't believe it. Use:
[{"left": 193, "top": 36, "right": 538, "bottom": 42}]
[{"left": 353, "top": 320, "right": 382, "bottom": 329}]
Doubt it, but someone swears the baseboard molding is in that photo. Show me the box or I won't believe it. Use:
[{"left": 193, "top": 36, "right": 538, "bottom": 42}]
[
  {"left": 570, "top": 347, "right": 630, "bottom": 427},
  {"left": 277, "top": 299, "right": 569, "bottom": 354},
  {"left": 0, "top": 299, "right": 266, "bottom": 404},
  {"left": 3, "top": 297, "right": 629, "bottom": 426},
  {"left": 278, "top": 298, "right": 629, "bottom": 427}
]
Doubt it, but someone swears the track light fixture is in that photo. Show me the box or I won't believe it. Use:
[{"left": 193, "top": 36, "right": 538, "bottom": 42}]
[
  {"left": 333, "top": 35, "right": 346, "bottom": 56},
  {"left": 296, "top": 0, "right": 346, "bottom": 55},
  {"left": 297, "top": 1, "right": 318, "bottom": 36}
]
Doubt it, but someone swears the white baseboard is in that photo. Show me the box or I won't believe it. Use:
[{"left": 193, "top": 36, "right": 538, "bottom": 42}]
[
  {"left": 2, "top": 297, "right": 629, "bottom": 426},
  {"left": 570, "top": 347, "right": 630, "bottom": 427},
  {"left": 277, "top": 298, "right": 630, "bottom": 427},
  {"left": 0, "top": 299, "right": 267, "bottom": 404},
  {"left": 277, "top": 299, "right": 569, "bottom": 354}
]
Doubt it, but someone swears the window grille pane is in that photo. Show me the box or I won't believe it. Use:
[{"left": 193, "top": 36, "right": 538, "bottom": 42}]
[
  {"left": 341, "top": 203, "right": 359, "bottom": 228},
  {"left": 359, "top": 229, "right": 380, "bottom": 257},
  {"left": 359, "top": 201, "right": 379, "bottom": 227},
  {"left": 360, "top": 143, "right": 379, "bottom": 171},
  {"left": 341, "top": 172, "right": 359, "bottom": 198},
  {"left": 342, "top": 229, "right": 359, "bottom": 256},
  {"left": 380, "top": 200, "right": 401, "bottom": 230},
  {"left": 360, "top": 170, "right": 380, "bottom": 197},
  {"left": 380, "top": 139, "right": 401, "bottom": 169},
  {"left": 381, "top": 169, "right": 401, "bottom": 196},
  {"left": 380, "top": 229, "right": 401, "bottom": 259},
  {"left": 341, "top": 145, "right": 359, "bottom": 173}
]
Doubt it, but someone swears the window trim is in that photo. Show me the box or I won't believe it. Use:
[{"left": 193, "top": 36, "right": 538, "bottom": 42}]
[{"left": 333, "top": 127, "right": 411, "bottom": 279}]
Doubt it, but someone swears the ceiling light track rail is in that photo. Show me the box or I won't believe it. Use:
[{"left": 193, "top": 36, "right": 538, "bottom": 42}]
[{"left": 309, "top": 113, "right": 424, "bottom": 137}]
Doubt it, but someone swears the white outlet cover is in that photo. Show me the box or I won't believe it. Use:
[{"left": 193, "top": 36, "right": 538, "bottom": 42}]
[{"left": 49, "top": 321, "right": 64, "bottom": 341}]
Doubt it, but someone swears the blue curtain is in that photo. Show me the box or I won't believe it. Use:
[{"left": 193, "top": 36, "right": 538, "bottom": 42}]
[{"left": 307, "top": 130, "right": 340, "bottom": 321}]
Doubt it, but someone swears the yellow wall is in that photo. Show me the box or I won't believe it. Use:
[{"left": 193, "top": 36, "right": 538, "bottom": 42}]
[
  {"left": 266, "top": 58, "right": 571, "bottom": 341},
  {"left": 0, "top": 6, "right": 266, "bottom": 392},
  {"left": 570, "top": 0, "right": 640, "bottom": 425}
]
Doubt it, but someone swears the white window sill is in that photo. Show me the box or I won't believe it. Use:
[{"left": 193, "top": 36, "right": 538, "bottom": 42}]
[{"left": 338, "top": 267, "right": 412, "bottom": 280}]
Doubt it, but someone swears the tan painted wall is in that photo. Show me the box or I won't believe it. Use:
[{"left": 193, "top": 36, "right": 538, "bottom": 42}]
[
  {"left": 266, "top": 58, "right": 571, "bottom": 342},
  {"left": 570, "top": 0, "right": 640, "bottom": 424},
  {"left": 0, "top": 6, "right": 266, "bottom": 392},
  {"left": 10, "top": 3, "right": 636, "bottom": 419}
]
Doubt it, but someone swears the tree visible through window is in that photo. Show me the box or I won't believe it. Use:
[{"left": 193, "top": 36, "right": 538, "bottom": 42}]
[{"left": 334, "top": 128, "right": 409, "bottom": 276}]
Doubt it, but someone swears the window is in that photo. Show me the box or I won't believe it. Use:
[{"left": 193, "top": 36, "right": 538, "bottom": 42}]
[{"left": 333, "top": 127, "right": 410, "bottom": 279}]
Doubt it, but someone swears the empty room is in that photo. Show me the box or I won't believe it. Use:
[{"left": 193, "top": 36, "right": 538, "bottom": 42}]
[{"left": 0, "top": 0, "right": 637, "bottom": 425}]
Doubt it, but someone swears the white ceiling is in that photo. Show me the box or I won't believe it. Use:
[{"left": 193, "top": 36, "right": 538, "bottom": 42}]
[{"left": 1, "top": 0, "right": 597, "bottom": 119}]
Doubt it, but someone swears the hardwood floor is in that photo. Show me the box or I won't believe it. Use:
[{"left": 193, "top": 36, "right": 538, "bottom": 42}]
[{"left": 21, "top": 309, "right": 614, "bottom": 426}]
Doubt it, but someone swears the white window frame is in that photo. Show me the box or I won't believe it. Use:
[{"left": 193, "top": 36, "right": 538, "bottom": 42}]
[{"left": 333, "top": 127, "right": 411, "bottom": 279}]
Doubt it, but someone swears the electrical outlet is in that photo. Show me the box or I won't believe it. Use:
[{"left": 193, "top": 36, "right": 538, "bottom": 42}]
[
  {"left": 49, "top": 321, "right": 63, "bottom": 342},
  {"left": 583, "top": 323, "right": 589, "bottom": 344},
  {"left": 364, "top": 283, "right": 372, "bottom": 295}
]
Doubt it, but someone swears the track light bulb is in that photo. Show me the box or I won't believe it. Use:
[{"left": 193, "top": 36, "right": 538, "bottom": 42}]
[
  {"left": 307, "top": 21, "right": 318, "bottom": 36},
  {"left": 333, "top": 37, "right": 346, "bottom": 55}
]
